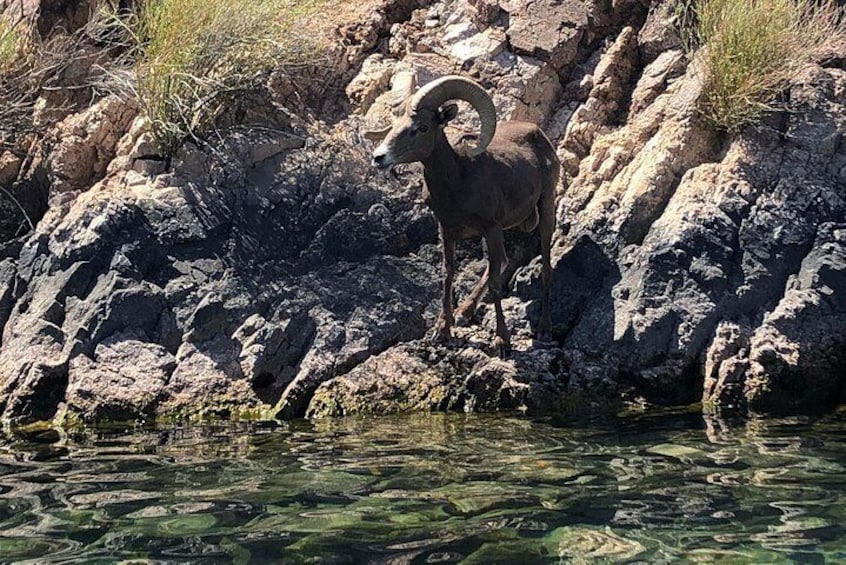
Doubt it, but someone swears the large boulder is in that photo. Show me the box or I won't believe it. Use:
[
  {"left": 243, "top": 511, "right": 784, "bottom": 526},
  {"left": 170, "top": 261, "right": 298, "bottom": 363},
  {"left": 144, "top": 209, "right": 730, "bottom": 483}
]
[
  {"left": 307, "top": 326, "right": 574, "bottom": 418},
  {"left": 540, "top": 47, "right": 846, "bottom": 411}
]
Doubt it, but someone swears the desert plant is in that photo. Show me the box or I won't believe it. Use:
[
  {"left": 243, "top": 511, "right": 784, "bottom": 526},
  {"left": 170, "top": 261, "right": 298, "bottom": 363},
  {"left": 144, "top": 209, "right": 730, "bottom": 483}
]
[
  {"left": 106, "top": 0, "right": 329, "bottom": 156},
  {"left": 0, "top": 5, "right": 127, "bottom": 152},
  {"left": 0, "top": 16, "right": 24, "bottom": 73},
  {"left": 681, "top": 0, "right": 846, "bottom": 132},
  {"left": 0, "top": 13, "right": 36, "bottom": 145}
]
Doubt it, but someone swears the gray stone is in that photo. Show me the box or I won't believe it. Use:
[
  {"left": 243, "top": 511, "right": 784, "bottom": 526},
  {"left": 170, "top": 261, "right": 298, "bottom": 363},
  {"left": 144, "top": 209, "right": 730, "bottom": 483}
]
[
  {"left": 504, "top": 0, "right": 589, "bottom": 70},
  {"left": 60, "top": 331, "right": 176, "bottom": 424}
]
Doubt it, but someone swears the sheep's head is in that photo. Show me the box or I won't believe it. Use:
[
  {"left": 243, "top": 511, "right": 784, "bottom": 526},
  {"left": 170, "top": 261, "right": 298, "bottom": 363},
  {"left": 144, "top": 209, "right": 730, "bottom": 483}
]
[{"left": 366, "top": 75, "right": 497, "bottom": 170}]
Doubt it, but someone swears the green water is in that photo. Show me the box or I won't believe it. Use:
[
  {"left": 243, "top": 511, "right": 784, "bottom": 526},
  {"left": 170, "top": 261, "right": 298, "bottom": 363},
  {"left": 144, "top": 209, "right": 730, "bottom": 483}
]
[{"left": 1, "top": 411, "right": 845, "bottom": 564}]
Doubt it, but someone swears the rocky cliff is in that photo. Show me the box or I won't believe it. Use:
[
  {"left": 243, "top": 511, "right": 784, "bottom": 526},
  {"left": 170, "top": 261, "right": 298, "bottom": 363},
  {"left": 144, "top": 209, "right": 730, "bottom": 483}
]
[{"left": 0, "top": 0, "right": 844, "bottom": 427}]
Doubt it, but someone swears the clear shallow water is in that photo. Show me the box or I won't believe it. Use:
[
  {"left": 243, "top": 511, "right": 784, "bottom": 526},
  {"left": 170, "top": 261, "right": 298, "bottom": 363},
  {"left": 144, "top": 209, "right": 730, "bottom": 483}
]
[{"left": 1, "top": 411, "right": 845, "bottom": 564}]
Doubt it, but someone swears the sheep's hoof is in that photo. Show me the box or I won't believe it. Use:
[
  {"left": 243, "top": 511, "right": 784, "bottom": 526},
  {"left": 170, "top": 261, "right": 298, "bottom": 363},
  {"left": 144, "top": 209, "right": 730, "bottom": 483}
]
[
  {"left": 455, "top": 310, "right": 473, "bottom": 327},
  {"left": 429, "top": 324, "right": 452, "bottom": 343},
  {"left": 493, "top": 336, "right": 511, "bottom": 359},
  {"left": 536, "top": 317, "right": 552, "bottom": 343},
  {"left": 454, "top": 301, "right": 477, "bottom": 326},
  {"left": 536, "top": 328, "right": 552, "bottom": 343}
]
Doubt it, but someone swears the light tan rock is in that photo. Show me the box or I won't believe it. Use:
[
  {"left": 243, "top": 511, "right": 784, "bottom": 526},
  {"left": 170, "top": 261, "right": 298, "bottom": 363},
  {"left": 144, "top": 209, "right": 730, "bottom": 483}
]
[
  {"left": 629, "top": 49, "right": 685, "bottom": 116},
  {"left": 46, "top": 96, "right": 138, "bottom": 194},
  {"left": 449, "top": 27, "right": 506, "bottom": 64},
  {"left": 558, "top": 26, "right": 640, "bottom": 173},
  {"left": 346, "top": 54, "right": 398, "bottom": 113},
  {"left": 0, "top": 151, "right": 22, "bottom": 186}
]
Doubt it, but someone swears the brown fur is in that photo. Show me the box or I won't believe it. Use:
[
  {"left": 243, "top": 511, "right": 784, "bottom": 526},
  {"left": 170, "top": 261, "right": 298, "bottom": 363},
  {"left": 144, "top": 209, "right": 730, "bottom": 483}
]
[{"left": 372, "top": 105, "right": 559, "bottom": 355}]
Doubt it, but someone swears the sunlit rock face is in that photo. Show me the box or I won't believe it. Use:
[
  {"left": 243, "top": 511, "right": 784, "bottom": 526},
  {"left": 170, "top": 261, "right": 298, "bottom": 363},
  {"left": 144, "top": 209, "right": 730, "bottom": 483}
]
[{"left": 0, "top": 0, "right": 844, "bottom": 426}]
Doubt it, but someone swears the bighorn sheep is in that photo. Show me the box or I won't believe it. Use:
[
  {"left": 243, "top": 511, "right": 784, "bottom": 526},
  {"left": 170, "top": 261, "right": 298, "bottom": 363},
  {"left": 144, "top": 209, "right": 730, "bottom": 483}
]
[{"left": 366, "top": 74, "right": 559, "bottom": 356}]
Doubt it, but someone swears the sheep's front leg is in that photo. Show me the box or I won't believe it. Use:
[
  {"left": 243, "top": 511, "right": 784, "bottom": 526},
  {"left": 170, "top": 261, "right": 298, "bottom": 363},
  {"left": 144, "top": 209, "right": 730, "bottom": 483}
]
[
  {"left": 431, "top": 225, "right": 456, "bottom": 342},
  {"left": 484, "top": 226, "right": 510, "bottom": 357}
]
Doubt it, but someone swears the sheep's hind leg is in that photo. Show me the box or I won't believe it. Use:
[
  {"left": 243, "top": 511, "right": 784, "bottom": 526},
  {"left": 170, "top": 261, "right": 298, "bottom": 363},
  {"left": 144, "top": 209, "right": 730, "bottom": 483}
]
[
  {"left": 456, "top": 242, "right": 510, "bottom": 326},
  {"left": 485, "top": 226, "right": 510, "bottom": 357},
  {"left": 431, "top": 226, "right": 456, "bottom": 342},
  {"left": 537, "top": 187, "right": 555, "bottom": 341},
  {"left": 455, "top": 264, "right": 488, "bottom": 326}
]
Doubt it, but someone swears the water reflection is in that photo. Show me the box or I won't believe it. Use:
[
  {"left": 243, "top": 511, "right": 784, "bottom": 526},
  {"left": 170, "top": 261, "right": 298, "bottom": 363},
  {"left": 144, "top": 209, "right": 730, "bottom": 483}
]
[{"left": 0, "top": 411, "right": 845, "bottom": 563}]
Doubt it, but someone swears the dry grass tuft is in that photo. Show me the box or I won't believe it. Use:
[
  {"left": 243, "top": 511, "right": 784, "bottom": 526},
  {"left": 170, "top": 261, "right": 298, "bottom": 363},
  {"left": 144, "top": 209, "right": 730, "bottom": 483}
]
[
  {"left": 105, "top": 0, "right": 332, "bottom": 156},
  {"left": 681, "top": 0, "right": 846, "bottom": 132},
  {"left": 0, "top": 14, "right": 36, "bottom": 146},
  {"left": 0, "top": 12, "right": 109, "bottom": 152}
]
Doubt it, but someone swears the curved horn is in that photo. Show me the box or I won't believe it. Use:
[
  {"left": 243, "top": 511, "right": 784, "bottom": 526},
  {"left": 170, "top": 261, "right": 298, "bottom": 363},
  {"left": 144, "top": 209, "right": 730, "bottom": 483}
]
[
  {"left": 389, "top": 70, "right": 416, "bottom": 113},
  {"left": 411, "top": 75, "right": 497, "bottom": 156}
]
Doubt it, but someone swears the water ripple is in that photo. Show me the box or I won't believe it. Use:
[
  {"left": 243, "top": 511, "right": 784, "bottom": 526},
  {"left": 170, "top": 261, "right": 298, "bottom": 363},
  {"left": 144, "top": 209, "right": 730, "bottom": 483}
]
[{"left": 0, "top": 412, "right": 844, "bottom": 563}]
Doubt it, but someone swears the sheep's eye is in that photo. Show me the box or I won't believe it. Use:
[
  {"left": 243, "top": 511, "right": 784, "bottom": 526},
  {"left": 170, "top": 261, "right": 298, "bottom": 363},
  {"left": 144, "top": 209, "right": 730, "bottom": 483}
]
[{"left": 417, "top": 124, "right": 430, "bottom": 133}]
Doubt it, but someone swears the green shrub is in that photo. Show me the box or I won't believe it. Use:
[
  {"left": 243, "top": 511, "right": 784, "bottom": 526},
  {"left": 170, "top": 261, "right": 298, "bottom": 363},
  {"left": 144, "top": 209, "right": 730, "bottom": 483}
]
[
  {"left": 682, "top": 0, "right": 846, "bottom": 132},
  {"left": 0, "top": 17, "right": 72, "bottom": 150},
  {"left": 111, "top": 0, "right": 329, "bottom": 156},
  {"left": 0, "top": 18, "right": 25, "bottom": 74}
]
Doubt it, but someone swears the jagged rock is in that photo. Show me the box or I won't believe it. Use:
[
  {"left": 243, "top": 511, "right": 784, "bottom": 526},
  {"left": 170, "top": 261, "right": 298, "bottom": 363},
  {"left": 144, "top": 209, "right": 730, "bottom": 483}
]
[
  {"left": 504, "top": 0, "right": 591, "bottom": 69},
  {"left": 2, "top": 0, "right": 100, "bottom": 36},
  {"left": 730, "top": 223, "right": 846, "bottom": 411},
  {"left": 638, "top": 1, "right": 682, "bottom": 65},
  {"left": 558, "top": 26, "right": 641, "bottom": 176},
  {"left": 45, "top": 96, "right": 138, "bottom": 194},
  {"left": 558, "top": 45, "right": 714, "bottom": 243},
  {"left": 0, "top": 151, "right": 22, "bottom": 186},
  {"left": 468, "top": 0, "right": 500, "bottom": 27},
  {"left": 629, "top": 49, "right": 685, "bottom": 116},
  {"left": 493, "top": 55, "right": 562, "bottom": 124},
  {"left": 273, "top": 257, "right": 439, "bottom": 418},
  {"left": 702, "top": 321, "right": 751, "bottom": 408},
  {"left": 306, "top": 328, "right": 575, "bottom": 418},
  {"left": 449, "top": 27, "right": 506, "bottom": 65},
  {"left": 233, "top": 313, "right": 315, "bottom": 388},
  {"left": 346, "top": 54, "right": 398, "bottom": 113},
  {"left": 0, "top": 120, "right": 439, "bottom": 425},
  {"left": 542, "top": 58, "right": 846, "bottom": 410}
]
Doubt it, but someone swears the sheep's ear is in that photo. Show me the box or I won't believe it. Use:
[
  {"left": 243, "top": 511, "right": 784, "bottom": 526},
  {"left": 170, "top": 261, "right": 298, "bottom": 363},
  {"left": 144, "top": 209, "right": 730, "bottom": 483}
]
[
  {"left": 437, "top": 103, "right": 459, "bottom": 125},
  {"left": 363, "top": 125, "right": 391, "bottom": 142}
]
